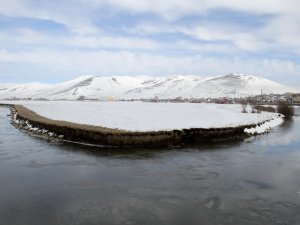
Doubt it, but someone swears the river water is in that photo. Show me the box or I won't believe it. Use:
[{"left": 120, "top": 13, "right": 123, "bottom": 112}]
[{"left": 0, "top": 107, "right": 300, "bottom": 225}]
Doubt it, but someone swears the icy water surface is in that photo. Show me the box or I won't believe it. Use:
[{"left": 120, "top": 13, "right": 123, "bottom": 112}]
[{"left": 0, "top": 107, "right": 300, "bottom": 225}]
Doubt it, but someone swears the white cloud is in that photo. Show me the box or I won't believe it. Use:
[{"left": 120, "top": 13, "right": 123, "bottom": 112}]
[
  {"left": 0, "top": 28, "right": 236, "bottom": 54},
  {"left": 1, "top": 0, "right": 300, "bottom": 30},
  {"left": 85, "top": 0, "right": 300, "bottom": 20},
  {"left": 1, "top": 0, "right": 300, "bottom": 53},
  {"left": 0, "top": 0, "right": 299, "bottom": 84},
  {"left": 1, "top": 48, "right": 299, "bottom": 84},
  {"left": 128, "top": 17, "right": 300, "bottom": 53},
  {"left": 0, "top": 0, "right": 99, "bottom": 34}
]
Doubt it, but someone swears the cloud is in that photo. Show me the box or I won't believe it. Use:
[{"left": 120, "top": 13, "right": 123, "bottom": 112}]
[
  {"left": 0, "top": 27, "right": 236, "bottom": 54},
  {"left": 126, "top": 18, "right": 299, "bottom": 53},
  {"left": 1, "top": 48, "right": 299, "bottom": 84},
  {"left": 85, "top": 0, "right": 300, "bottom": 20},
  {"left": 1, "top": 0, "right": 300, "bottom": 31},
  {"left": 0, "top": 0, "right": 299, "bottom": 84},
  {"left": 0, "top": 0, "right": 99, "bottom": 34}
]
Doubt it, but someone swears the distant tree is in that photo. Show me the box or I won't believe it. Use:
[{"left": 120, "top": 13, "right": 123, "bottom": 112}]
[
  {"left": 277, "top": 101, "right": 294, "bottom": 118},
  {"left": 249, "top": 102, "right": 256, "bottom": 113},
  {"left": 77, "top": 95, "right": 86, "bottom": 101},
  {"left": 241, "top": 101, "right": 248, "bottom": 113}
]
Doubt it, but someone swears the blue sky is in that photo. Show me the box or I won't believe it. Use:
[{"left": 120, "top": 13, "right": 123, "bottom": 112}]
[{"left": 0, "top": 0, "right": 300, "bottom": 86}]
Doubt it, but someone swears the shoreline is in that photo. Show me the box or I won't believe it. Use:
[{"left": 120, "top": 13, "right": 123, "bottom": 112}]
[{"left": 1, "top": 103, "right": 283, "bottom": 147}]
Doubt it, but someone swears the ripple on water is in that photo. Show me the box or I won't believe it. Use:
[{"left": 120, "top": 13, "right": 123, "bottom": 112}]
[
  {"left": 204, "top": 196, "right": 225, "bottom": 210},
  {"left": 185, "top": 170, "right": 220, "bottom": 181},
  {"left": 243, "top": 180, "right": 273, "bottom": 190},
  {"left": 0, "top": 155, "right": 21, "bottom": 162},
  {"left": 22, "top": 160, "right": 98, "bottom": 168},
  {"left": 65, "top": 179, "right": 97, "bottom": 187}
]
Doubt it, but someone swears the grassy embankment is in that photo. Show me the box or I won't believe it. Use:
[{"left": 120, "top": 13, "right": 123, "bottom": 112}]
[{"left": 13, "top": 104, "right": 260, "bottom": 147}]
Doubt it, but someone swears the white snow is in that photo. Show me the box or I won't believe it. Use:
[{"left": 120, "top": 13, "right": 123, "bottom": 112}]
[
  {"left": 244, "top": 115, "right": 284, "bottom": 134},
  {"left": 0, "top": 73, "right": 297, "bottom": 100},
  {"left": 6, "top": 101, "right": 283, "bottom": 132}
]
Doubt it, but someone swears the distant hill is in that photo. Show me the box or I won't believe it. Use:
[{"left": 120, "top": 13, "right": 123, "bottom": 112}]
[{"left": 0, "top": 73, "right": 298, "bottom": 100}]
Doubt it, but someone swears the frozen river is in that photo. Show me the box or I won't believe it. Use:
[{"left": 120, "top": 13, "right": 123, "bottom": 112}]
[{"left": 0, "top": 106, "right": 300, "bottom": 225}]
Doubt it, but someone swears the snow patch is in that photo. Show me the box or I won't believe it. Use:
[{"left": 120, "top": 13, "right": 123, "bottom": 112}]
[
  {"left": 244, "top": 115, "right": 284, "bottom": 135},
  {"left": 11, "top": 109, "right": 64, "bottom": 140}
]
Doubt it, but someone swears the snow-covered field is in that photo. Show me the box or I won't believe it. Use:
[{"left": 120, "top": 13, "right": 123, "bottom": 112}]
[{"left": 4, "top": 101, "right": 283, "bottom": 132}]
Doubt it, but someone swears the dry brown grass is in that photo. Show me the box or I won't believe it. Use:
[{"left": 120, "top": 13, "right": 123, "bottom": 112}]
[{"left": 254, "top": 105, "right": 276, "bottom": 113}]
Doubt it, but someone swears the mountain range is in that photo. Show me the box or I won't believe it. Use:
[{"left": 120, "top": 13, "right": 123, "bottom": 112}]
[{"left": 0, "top": 73, "right": 298, "bottom": 100}]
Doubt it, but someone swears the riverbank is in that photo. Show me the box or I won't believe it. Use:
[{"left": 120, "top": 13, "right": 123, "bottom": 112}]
[{"left": 5, "top": 102, "right": 283, "bottom": 147}]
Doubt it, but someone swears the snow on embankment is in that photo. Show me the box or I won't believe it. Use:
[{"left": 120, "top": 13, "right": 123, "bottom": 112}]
[
  {"left": 6, "top": 101, "right": 284, "bottom": 147},
  {"left": 10, "top": 101, "right": 280, "bottom": 132},
  {"left": 244, "top": 115, "right": 284, "bottom": 135}
]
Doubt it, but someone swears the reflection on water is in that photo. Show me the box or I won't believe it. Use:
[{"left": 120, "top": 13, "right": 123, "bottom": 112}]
[{"left": 1, "top": 107, "right": 300, "bottom": 225}]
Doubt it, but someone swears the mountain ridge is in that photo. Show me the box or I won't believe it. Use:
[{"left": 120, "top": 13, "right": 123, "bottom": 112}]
[{"left": 0, "top": 73, "right": 298, "bottom": 100}]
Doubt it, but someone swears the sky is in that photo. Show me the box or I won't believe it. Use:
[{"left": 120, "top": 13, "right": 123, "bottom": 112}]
[{"left": 0, "top": 0, "right": 300, "bottom": 85}]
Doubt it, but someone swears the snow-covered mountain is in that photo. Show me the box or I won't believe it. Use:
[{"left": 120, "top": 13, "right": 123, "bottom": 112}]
[{"left": 0, "top": 73, "right": 297, "bottom": 100}]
